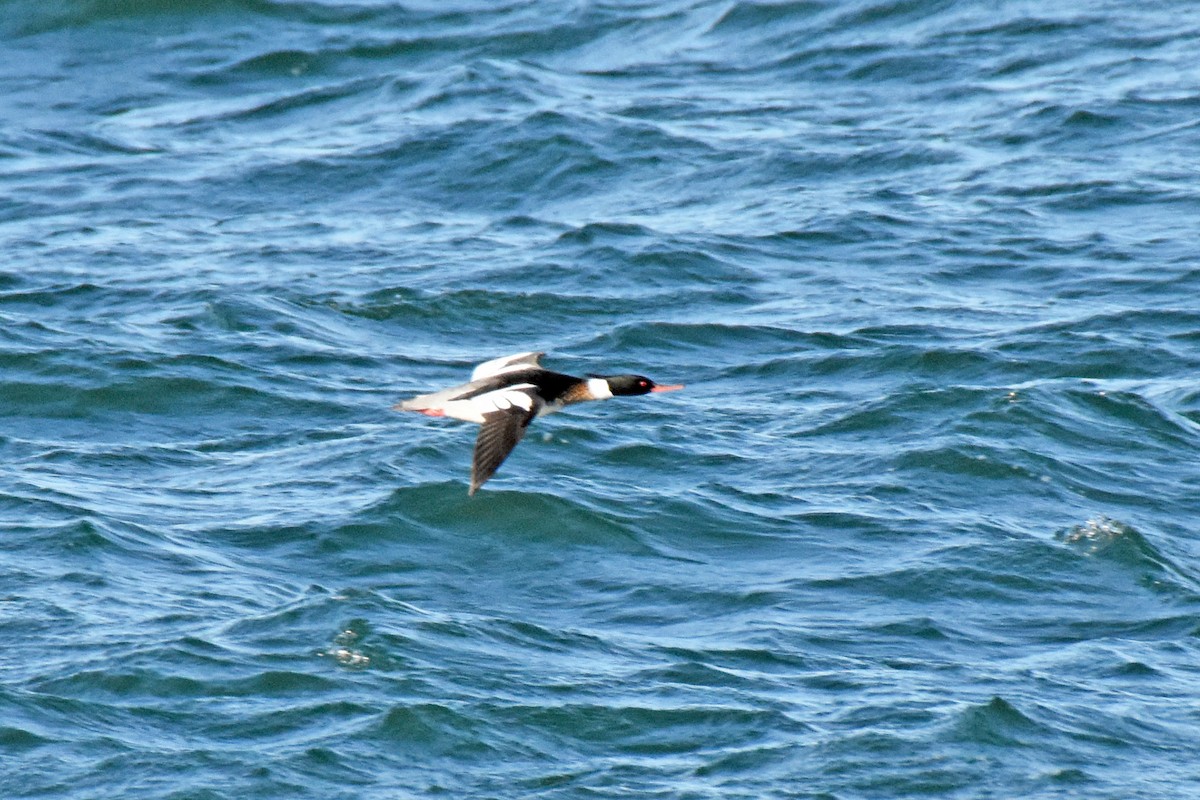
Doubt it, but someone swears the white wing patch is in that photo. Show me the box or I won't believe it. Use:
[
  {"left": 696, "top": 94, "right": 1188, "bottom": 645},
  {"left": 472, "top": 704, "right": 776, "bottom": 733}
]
[
  {"left": 438, "top": 384, "right": 538, "bottom": 423},
  {"left": 470, "top": 351, "right": 544, "bottom": 381},
  {"left": 482, "top": 385, "right": 536, "bottom": 412}
]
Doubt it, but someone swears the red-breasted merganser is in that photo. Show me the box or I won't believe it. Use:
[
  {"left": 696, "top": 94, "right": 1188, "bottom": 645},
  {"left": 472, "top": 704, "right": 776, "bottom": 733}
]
[{"left": 396, "top": 351, "right": 683, "bottom": 495}]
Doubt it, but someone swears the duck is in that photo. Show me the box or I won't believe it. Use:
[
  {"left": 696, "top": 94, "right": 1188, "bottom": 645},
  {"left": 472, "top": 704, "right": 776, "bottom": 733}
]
[{"left": 396, "top": 351, "right": 683, "bottom": 495}]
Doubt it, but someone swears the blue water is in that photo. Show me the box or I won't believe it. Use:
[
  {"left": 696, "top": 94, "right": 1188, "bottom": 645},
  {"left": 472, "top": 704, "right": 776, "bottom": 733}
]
[{"left": 4, "top": 1, "right": 1200, "bottom": 797}]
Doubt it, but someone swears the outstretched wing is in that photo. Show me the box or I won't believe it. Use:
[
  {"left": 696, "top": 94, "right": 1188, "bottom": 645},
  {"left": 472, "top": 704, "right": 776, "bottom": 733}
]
[
  {"left": 470, "top": 395, "right": 541, "bottom": 495},
  {"left": 471, "top": 351, "right": 545, "bottom": 381}
]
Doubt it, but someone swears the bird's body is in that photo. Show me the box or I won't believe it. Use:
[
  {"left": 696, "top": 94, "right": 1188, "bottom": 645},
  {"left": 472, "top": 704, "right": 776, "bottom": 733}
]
[{"left": 396, "top": 352, "right": 682, "bottom": 494}]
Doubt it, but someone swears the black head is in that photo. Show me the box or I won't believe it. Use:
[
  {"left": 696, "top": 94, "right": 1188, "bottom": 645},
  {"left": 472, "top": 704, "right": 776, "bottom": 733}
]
[
  {"left": 599, "top": 374, "right": 685, "bottom": 396},
  {"left": 604, "top": 374, "right": 656, "bottom": 396}
]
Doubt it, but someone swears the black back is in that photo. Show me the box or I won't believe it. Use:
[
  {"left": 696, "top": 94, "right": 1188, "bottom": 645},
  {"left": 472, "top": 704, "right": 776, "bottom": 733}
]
[{"left": 461, "top": 368, "right": 582, "bottom": 403}]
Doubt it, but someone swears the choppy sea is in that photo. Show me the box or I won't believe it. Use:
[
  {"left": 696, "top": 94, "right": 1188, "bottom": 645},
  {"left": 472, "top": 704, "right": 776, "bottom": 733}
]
[{"left": 4, "top": 1, "right": 1200, "bottom": 797}]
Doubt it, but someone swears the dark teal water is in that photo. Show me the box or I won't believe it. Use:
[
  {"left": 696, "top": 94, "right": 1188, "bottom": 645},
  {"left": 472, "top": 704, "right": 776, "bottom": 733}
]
[{"left": 4, "top": 1, "right": 1200, "bottom": 797}]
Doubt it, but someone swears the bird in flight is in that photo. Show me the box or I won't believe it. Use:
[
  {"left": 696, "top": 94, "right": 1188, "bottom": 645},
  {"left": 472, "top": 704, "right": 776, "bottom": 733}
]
[{"left": 396, "top": 351, "right": 683, "bottom": 495}]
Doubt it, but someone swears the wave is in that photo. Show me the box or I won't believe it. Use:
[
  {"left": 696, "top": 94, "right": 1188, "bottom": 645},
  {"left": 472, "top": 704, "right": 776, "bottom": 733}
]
[
  {"left": 1058, "top": 517, "right": 1197, "bottom": 584},
  {"left": 947, "top": 696, "right": 1048, "bottom": 747}
]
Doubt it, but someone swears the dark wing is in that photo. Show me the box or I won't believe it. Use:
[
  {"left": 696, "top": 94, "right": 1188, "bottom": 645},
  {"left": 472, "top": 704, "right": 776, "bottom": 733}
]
[{"left": 469, "top": 402, "right": 540, "bottom": 495}]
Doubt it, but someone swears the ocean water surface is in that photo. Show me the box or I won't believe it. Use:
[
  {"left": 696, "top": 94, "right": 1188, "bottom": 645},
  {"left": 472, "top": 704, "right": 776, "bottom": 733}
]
[{"left": 3, "top": 0, "right": 1200, "bottom": 797}]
